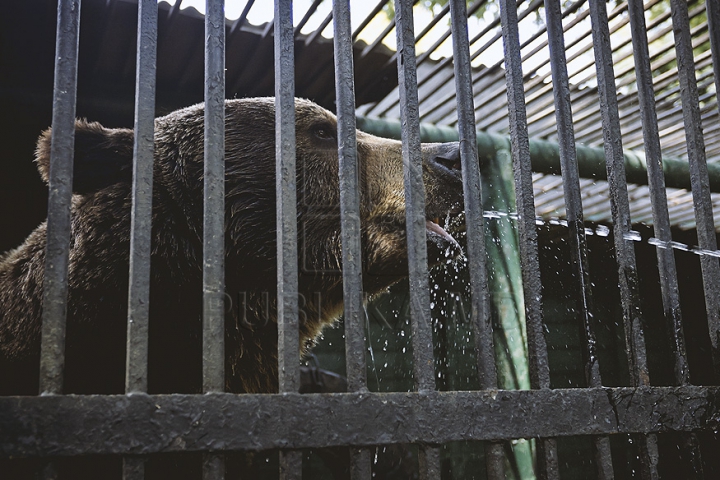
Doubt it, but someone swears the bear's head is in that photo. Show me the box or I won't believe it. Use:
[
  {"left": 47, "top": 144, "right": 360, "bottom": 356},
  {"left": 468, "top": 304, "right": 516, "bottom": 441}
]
[{"left": 20, "top": 97, "right": 466, "bottom": 393}]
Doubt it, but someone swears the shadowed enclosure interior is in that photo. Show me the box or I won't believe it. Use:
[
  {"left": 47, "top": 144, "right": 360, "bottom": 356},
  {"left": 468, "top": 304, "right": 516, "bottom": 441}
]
[{"left": 1, "top": 0, "right": 720, "bottom": 479}]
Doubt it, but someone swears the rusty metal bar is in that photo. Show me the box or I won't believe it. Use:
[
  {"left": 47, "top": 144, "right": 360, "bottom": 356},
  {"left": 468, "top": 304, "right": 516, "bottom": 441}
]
[
  {"left": 126, "top": 0, "right": 157, "bottom": 398},
  {"left": 203, "top": 1, "right": 226, "bottom": 479},
  {"left": 333, "top": 0, "right": 371, "bottom": 476},
  {"left": 3, "top": 386, "right": 720, "bottom": 457},
  {"left": 628, "top": 0, "right": 700, "bottom": 472},
  {"left": 37, "top": 3, "right": 82, "bottom": 478},
  {"left": 333, "top": 0, "right": 366, "bottom": 399},
  {"left": 349, "top": 448, "right": 372, "bottom": 479},
  {"left": 395, "top": 1, "right": 438, "bottom": 478},
  {"left": 588, "top": 0, "right": 656, "bottom": 476},
  {"left": 449, "top": 0, "right": 504, "bottom": 477},
  {"left": 39, "top": 0, "right": 81, "bottom": 397},
  {"left": 543, "top": 0, "right": 614, "bottom": 477},
  {"left": 202, "top": 0, "right": 226, "bottom": 396},
  {"left": 626, "top": 0, "right": 689, "bottom": 387},
  {"left": 123, "top": 0, "right": 158, "bottom": 478},
  {"left": 394, "top": 0, "right": 435, "bottom": 395},
  {"left": 449, "top": 0, "right": 495, "bottom": 405},
  {"left": 497, "top": 0, "right": 557, "bottom": 476},
  {"left": 670, "top": 0, "right": 720, "bottom": 382},
  {"left": 123, "top": 456, "right": 145, "bottom": 480},
  {"left": 275, "top": 0, "right": 301, "bottom": 477},
  {"left": 274, "top": 0, "right": 299, "bottom": 396}
]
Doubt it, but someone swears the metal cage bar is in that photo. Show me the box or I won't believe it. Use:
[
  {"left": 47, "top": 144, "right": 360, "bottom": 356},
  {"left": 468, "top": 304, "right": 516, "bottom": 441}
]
[
  {"left": 393, "top": 0, "right": 435, "bottom": 397},
  {"left": 202, "top": 0, "right": 226, "bottom": 396},
  {"left": 543, "top": 0, "right": 615, "bottom": 477},
  {"left": 332, "top": 0, "right": 366, "bottom": 399},
  {"left": 627, "top": 0, "right": 697, "bottom": 474},
  {"left": 125, "top": 0, "right": 158, "bottom": 401},
  {"left": 275, "top": 0, "right": 302, "bottom": 477},
  {"left": 38, "top": 0, "right": 81, "bottom": 397},
  {"left": 3, "top": 386, "right": 720, "bottom": 456},
  {"left": 274, "top": 0, "right": 300, "bottom": 396},
  {"left": 37, "top": 2, "right": 81, "bottom": 478},
  {"left": 587, "top": 0, "right": 658, "bottom": 476},
  {"left": 448, "top": 1, "right": 504, "bottom": 478},
  {"left": 203, "top": 1, "right": 226, "bottom": 479},
  {"left": 627, "top": 0, "right": 697, "bottom": 383},
  {"left": 123, "top": 0, "right": 158, "bottom": 478},
  {"left": 497, "top": 0, "right": 558, "bottom": 477},
  {"left": 670, "top": 0, "right": 720, "bottom": 380},
  {"left": 394, "top": 0, "right": 440, "bottom": 478},
  {"left": 332, "top": 0, "right": 372, "bottom": 477}
]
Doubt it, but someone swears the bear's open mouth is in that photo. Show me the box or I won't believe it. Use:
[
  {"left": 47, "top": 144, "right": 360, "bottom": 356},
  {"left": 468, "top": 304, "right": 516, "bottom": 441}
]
[{"left": 425, "top": 217, "right": 459, "bottom": 247}]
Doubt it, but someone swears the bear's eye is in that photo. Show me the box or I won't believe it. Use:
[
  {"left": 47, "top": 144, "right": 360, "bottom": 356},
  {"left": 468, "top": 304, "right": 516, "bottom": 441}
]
[{"left": 312, "top": 124, "right": 336, "bottom": 142}]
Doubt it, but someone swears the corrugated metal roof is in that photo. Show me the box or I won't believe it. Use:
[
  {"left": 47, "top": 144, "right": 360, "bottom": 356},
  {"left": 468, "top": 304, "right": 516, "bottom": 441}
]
[{"left": 351, "top": 0, "right": 718, "bottom": 231}]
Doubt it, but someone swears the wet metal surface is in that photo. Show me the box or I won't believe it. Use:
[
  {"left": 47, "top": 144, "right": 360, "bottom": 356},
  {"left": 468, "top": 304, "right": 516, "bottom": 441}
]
[
  {"left": 125, "top": 0, "right": 157, "bottom": 397},
  {"left": 395, "top": 0, "right": 436, "bottom": 396},
  {"left": 497, "top": 0, "right": 556, "bottom": 476},
  {"left": 38, "top": 0, "right": 81, "bottom": 397},
  {"left": 1, "top": 386, "right": 720, "bottom": 457}
]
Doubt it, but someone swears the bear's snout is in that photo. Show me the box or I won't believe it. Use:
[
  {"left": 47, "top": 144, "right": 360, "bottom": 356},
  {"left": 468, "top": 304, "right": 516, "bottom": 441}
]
[{"left": 424, "top": 142, "right": 462, "bottom": 178}]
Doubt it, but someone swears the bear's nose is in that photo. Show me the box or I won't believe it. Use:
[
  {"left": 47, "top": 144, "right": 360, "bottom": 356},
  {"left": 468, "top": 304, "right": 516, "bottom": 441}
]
[{"left": 426, "top": 142, "right": 462, "bottom": 174}]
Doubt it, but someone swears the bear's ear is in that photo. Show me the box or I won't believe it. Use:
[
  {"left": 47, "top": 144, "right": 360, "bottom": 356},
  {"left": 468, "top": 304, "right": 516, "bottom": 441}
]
[{"left": 35, "top": 120, "right": 135, "bottom": 194}]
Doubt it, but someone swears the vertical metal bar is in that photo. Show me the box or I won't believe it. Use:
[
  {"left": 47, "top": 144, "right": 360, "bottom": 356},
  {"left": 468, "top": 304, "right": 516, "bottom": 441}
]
[
  {"left": 448, "top": 0, "right": 495, "bottom": 394},
  {"left": 123, "top": 457, "right": 145, "bottom": 480},
  {"left": 279, "top": 450, "right": 303, "bottom": 480},
  {"left": 275, "top": 0, "right": 302, "bottom": 477},
  {"left": 333, "top": 1, "right": 371, "bottom": 476},
  {"left": 275, "top": 0, "right": 299, "bottom": 396},
  {"left": 543, "top": 0, "right": 614, "bottom": 477},
  {"left": 349, "top": 448, "right": 372, "bottom": 479},
  {"left": 419, "top": 446, "right": 441, "bottom": 480},
  {"left": 448, "top": 1, "right": 504, "bottom": 478},
  {"left": 126, "top": 0, "right": 157, "bottom": 397},
  {"left": 333, "top": 0, "right": 367, "bottom": 398},
  {"left": 203, "top": 454, "right": 225, "bottom": 480},
  {"left": 588, "top": 0, "right": 649, "bottom": 389},
  {"left": 394, "top": 1, "right": 439, "bottom": 478},
  {"left": 587, "top": 1, "right": 656, "bottom": 477},
  {"left": 668, "top": 2, "right": 717, "bottom": 474},
  {"left": 393, "top": 0, "right": 435, "bottom": 396},
  {"left": 203, "top": 0, "right": 226, "bottom": 395},
  {"left": 626, "top": 0, "right": 689, "bottom": 388},
  {"left": 204, "top": 1, "right": 225, "bottom": 479},
  {"left": 496, "top": 0, "right": 557, "bottom": 477},
  {"left": 39, "top": 0, "right": 81, "bottom": 397},
  {"left": 124, "top": 1, "right": 157, "bottom": 479},
  {"left": 670, "top": 0, "right": 720, "bottom": 380}
]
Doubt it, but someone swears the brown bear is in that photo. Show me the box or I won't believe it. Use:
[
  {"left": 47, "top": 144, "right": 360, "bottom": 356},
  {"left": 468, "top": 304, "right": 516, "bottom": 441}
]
[{"left": 0, "top": 97, "right": 463, "bottom": 396}]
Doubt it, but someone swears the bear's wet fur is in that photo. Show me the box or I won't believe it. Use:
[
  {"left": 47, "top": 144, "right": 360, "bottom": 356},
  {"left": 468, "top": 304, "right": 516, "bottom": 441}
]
[{"left": 0, "top": 97, "right": 463, "bottom": 396}]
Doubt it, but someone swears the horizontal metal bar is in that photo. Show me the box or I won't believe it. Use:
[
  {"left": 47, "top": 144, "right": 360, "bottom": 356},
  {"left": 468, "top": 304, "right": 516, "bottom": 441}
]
[
  {"left": 355, "top": 117, "right": 720, "bottom": 194},
  {"left": 2, "top": 386, "right": 719, "bottom": 457}
]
